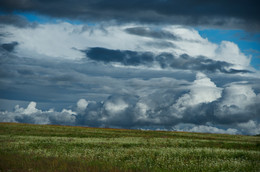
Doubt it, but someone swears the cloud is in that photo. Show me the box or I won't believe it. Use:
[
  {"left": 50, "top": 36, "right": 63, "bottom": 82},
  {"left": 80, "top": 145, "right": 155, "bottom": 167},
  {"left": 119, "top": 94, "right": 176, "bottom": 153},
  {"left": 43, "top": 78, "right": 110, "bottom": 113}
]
[
  {"left": 213, "top": 84, "right": 260, "bottom": 124},
  {"left": 215, "top": 41, "right": 251, "bottom": 68},
  {"left": 0, "top": 15, "right": 37, "bottom": 28},
  {"left": 125, "top": 27, "right": 180, "bottom": 40},
  {"left": 85, "top": 47, "right": 154, "bottom": 66},
  {"left": 220, "top": 84, "right": 256, "bottom": 109},
  {"left": 2, "top": 72, "right": 259, "bottom": 135},
  {"left": 0, "top": 37, "right": 259, "bottom": 131},
  {"left": 1, "top": 41, "right": 18, "bottom": 52},
  {"left": 156, "top": 53, "right": 251, "bottom": 73},
  {"left": 86, "top": 47, "right": 251, "bottom": 74},
  {"left": 0, "top": 20, "right": 259, "bottom": 135},
  {"left": 173, "top": 124, "right": 239, "bottom": 135},
  {"left": 0, "top": 23, "right": 252, "bottom": 72},
  {"left": 1, "top": 90, "right": 259, "bottom": 135},
  {"left": 22, "top": 101, "right": 38, "bottom": 115},
  {"left": 0, "top": 101, "right": 76, "bottom": 125},
  {"left": 77, "top": 99, "right": 88, "bottom": 112},
  {"left": 104, "top": 98, "right": 129, "bottom": 114},
  {"left": 174, "top": 72, "right": 222, "bottom": 109},
  {"left": 237, "top": 120, "right": 260, "bottom": 135},
  {"left": 189, "top": 125, "right": 239, "bottom": 135},
  {"left": 0, "top": 0, "right": 259, "bottom": 30}
]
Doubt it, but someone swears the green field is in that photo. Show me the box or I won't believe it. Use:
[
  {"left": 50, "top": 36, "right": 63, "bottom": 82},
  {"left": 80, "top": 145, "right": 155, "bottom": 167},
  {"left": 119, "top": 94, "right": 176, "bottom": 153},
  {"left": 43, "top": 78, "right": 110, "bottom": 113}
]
[{"left": 0, "top": 123, "right": 259, "bottom": 172}]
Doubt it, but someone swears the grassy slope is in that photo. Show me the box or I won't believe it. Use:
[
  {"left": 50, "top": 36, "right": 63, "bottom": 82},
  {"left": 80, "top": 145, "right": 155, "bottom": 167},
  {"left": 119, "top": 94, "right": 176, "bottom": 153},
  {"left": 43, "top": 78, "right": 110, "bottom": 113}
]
[{"left": 0, "top": 122, "right": 259, "bottom": 172}]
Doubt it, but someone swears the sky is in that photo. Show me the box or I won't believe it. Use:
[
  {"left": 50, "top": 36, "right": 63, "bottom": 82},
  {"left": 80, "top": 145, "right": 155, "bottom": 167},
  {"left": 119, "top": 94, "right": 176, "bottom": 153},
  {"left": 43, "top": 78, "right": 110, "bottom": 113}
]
[{"left": 0, "top": 0, "right": 260, "bottom": 135}]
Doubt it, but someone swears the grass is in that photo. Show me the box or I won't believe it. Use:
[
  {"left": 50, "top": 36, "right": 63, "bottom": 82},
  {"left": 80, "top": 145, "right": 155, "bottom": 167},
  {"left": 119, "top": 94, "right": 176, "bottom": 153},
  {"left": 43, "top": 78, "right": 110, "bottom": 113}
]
[{"left": 0, "top": 123, "right": 260, "bottom": 172}]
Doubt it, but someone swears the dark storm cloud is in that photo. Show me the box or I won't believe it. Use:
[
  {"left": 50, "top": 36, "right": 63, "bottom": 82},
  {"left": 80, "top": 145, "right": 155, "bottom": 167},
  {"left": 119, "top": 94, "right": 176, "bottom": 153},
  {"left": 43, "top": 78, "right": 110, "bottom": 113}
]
[
  {"left": 0, "top": 15, "right": 37, "bottom": 28},
  {"left": 0, "top": 0, "right": 259, "bottom": 29},
  {"left": 85, "top": 47, "right": 251, "bottom": 74},
  {"left": 1, "top": 41, "right": 18, "bottom": 52}
]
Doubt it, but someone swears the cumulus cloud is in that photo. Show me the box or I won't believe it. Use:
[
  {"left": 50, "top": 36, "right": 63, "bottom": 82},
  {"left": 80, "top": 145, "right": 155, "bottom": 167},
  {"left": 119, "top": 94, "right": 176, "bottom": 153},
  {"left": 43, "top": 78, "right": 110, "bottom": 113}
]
[
  {"left": 174, "top": 72, "right": 222, "bottom": 109},
  {"left": 215, "top": 41, "right": 251, "bottom": 68},
  {"left": 213, "top": 84, "right": 260, "bottom": 125},
  {"left": 77, "top": 99, "right": 88, "bottom": 112},
  {"left": 0, "top": 101, "right": 77, "bottom": 125},
  {"left": 189, "top": 125, "right": 239, "bottom": 135},
  {"left": 220, "top": 84, "right": 256, "bottom": 109},
  {"left": 237, "top": 120, "right": 260, "bottom": 135},
  {"left": 173, "top": 123, "right": 239, "bottom": 135},
  {"left": 0, "top": 23, "right": 253, "bottom": 73},
  {"left": 0, "top": 13, "right": 259, "bottom": 136},
  {"left": 104, "top": 98, "right": 128, "bottom": 114},
  {"left": 1, "top": 72, "right": 259, "bottom": 135}
]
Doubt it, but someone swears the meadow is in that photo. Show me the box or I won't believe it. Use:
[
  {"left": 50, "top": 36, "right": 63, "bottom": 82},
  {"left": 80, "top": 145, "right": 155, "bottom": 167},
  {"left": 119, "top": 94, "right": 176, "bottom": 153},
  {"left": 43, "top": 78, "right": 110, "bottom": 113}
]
[{"left": 0, "top": 123, "right": 259, "bottom": 172}]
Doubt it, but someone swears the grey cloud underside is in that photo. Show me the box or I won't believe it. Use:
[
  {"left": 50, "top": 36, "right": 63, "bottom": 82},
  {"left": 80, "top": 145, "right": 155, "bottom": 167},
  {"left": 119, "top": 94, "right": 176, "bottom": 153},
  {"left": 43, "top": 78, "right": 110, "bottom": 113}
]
[
  {"left": 125, "top": 27, "right": 180, "bottom": 41},
  {"left": 0, "top": 0, "right": 259, "bottom": 29},
  {"left": 1, "top": 41, "right": 18, "bottom": 52},
  {"left": 85, "top": 47, "right": 251, "bottom": 74}
]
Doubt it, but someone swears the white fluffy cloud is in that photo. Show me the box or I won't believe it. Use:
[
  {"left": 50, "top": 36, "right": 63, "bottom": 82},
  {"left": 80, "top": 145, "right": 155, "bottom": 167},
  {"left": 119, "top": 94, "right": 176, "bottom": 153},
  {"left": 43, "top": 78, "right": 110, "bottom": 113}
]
[
  {"left": 174, "top": 72, "right": 222, "bottom": 112},
  {"left": 135, "top": 102, "right": 149, "bottom": 120},
  {"left": 220, "top": 84, "right": 256, "bottom": 108},
  {"left": 0, "top": 23, "right": 251, "bottom": 69},
  {"left": 77, "top": 99, "right": 88, "bottom": 112},
  {"left": 104, "top": 99, "right": 129, "bottom": 114},
  {"left": 214, "top": 83, "right": 258, "bottom": 120},
  {"left": 237, "top": 120, "right": 260, "bottom": 135},
  {"left": 0, "top": 101, "right": 76, "bottom": 125},
  {"left": 19, "top": 101, "right": 38, "bottom": 115},
  {"left": 174, "top": 124, "right": 239, "bottom": 135},
  {"left": 215, "top": 41, "right": 250, "bottom": 68}
]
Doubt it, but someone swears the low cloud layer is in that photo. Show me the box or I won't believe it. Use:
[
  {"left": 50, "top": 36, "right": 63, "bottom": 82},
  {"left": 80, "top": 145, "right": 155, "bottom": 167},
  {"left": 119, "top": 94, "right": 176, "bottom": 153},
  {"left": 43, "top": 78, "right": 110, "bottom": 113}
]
[{"left": 1, "top": 73, "right": 259, "bottom": 135}]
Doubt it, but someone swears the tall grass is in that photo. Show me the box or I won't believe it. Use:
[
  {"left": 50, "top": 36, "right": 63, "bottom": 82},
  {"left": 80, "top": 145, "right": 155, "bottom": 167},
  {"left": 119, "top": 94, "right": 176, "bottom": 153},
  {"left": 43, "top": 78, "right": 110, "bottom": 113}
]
[{"left": 0, "top": 123, "right": 259, "bottom": 171}]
